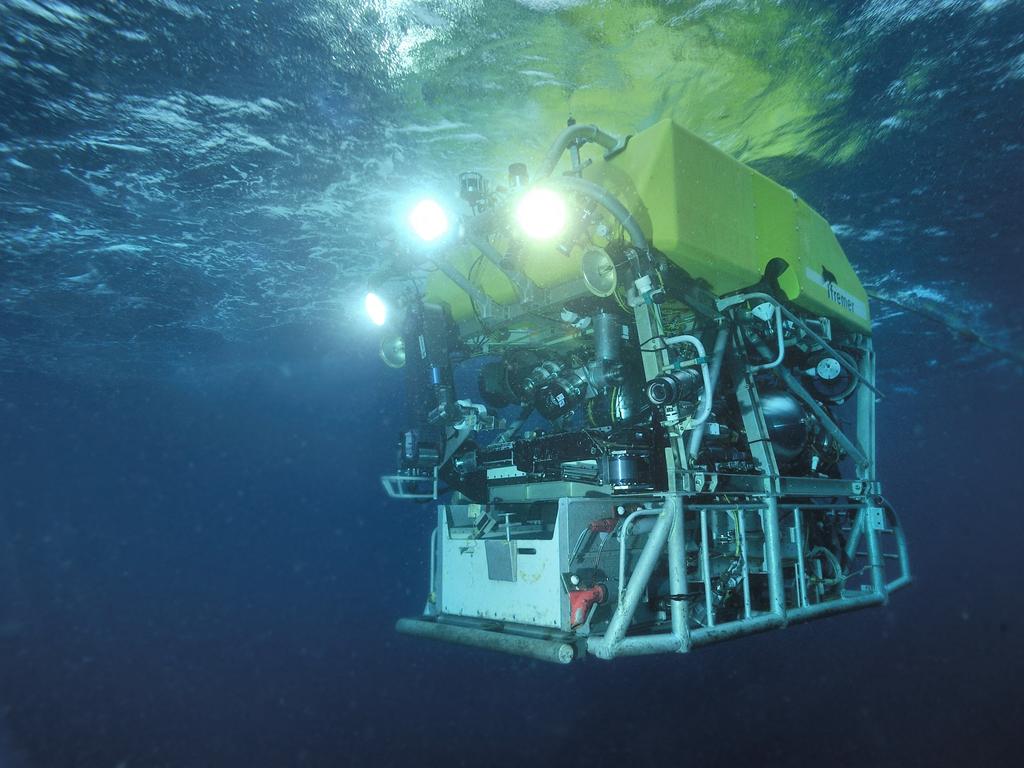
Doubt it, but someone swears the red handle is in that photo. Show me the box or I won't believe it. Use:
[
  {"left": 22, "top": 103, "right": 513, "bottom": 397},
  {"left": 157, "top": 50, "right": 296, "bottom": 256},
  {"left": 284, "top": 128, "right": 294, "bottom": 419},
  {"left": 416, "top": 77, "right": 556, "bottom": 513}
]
[{"left": 569, "top": 584, "right": 608, "bottom": 628}]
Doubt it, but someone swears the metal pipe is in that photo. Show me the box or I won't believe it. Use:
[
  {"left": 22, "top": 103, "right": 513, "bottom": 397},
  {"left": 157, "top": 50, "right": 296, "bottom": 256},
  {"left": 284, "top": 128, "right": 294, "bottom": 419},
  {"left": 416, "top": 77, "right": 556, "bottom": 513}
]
[
  {"left": 813, "top": 557, "right": 825, "bottom": 603},
  {"left": 699, "top": 508, "right": 715, "bottom": 628},
  {"left": 793, "top": 507, "right": 808, "bottom": 609},
  {"left": 687, "top": 325, "right": 730, "bottom": 460},
  {"left": 690, "top": 614, "right": 786, "bottom": 646},
  {"left": 737, "top": 510, "right": 752, "bottom": 619},
  {"left": 610, "top": 634, "right": 681, "bottom": 656},
  {"left": 590, "top": 503, "right": 675, "bottom": 660},
  {"left": 663, "top": 334, "right": 713, "bottom": 428},
  {"left": 428, "top": 527, "right": 438, "bottom": 598},
  {"left": 887, "top": 575, "right": 912, "bottom": 591},
  {"left": 549, "top": 175, "right": 649, "bottom": 255},
  {"left": 787, "top": 592, "right": 884, "bottom": 622},
  {"left": 778, "top": 503, "right": 868, "bottom": 511},
  {"left": 683, "top": 503, "right": 768, "bottom": 511},
  {"left": 666, "top": 496, "right": 689, "bottom": 652},
  {"left": 539, "top": 123, "right": 625, "bottom": 178},
  {"left": 865, "top": 509, "right": 888, "bottom": 603},
  {"left": 464, "top": 231, "right": 530, "bottom": 298},
  {"left": 750, "top": 302, "right": 785, "bottom": 371},
  {"left": 617, "top": 508, "right": 663, "bottom": 604},
  {"left": 688, "top": 592, "right": 887, "bottom": 649},
  {"left": 844, "top": 510, "right": 865, "bottom": 564},
  {"left": 717, "top": 291, "right": 880, "bottom": 397},
  {"left": 396, "top": 618, "right": 576, "bottom": 664},
  {"left": 891, "top": 511, "right": 912, "bottom": 589},
  {"left": 436, "top": 261, "right": 496, "bottom": 314},
  {"left": 857, "top": 338, "right": 877, "bottom": 480},
  {"left": 764, "top": 497, "right": 787, "bottom": 619}
]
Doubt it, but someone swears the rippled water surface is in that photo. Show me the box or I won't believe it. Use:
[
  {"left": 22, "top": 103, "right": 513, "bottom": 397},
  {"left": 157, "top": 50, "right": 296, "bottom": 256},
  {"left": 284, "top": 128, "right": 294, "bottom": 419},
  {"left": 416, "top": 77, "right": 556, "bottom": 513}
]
[{"left": 2, "top": 0, "right": 1021, "bottom": 379}]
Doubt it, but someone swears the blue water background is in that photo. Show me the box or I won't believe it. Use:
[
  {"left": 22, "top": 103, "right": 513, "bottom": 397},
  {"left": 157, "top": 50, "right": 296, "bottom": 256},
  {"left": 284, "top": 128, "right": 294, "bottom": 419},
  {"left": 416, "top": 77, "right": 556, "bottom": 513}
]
[{"left": 2, "top": 1, "right": 1023, "bottom": 766}]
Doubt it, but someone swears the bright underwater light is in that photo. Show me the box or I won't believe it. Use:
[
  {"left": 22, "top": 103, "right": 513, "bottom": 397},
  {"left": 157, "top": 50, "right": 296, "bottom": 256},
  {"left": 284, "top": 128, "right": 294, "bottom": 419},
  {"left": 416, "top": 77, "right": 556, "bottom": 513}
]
[
  {"left": 516, "top": 187, "right": 567, "bottom": 240},
  {"left": 364, "top": 292, "right": 388, "bottom": 326},
  {"left": 407, "top": 198, "right": 450, "bottom": 242}
]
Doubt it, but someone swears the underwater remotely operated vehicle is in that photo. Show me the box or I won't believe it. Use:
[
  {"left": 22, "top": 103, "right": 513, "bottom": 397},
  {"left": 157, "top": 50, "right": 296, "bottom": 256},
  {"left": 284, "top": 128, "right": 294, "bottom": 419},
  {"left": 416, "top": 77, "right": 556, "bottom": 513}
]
[{"left": 370, "top": 119, "right": 910, "bottom": 663}]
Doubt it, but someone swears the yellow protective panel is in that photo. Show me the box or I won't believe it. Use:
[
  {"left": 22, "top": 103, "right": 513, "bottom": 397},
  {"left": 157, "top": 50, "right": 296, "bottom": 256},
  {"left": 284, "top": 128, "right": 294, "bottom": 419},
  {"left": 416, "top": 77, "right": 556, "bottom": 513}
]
[
  {"left": 423, "top": 244, "right": 520, "bottom": 322},
  {"left": 425, "top": 119, "right": 869, "bottom": 332},
  {"left": 519, "top": 240, "right": 583, "bottom": 290},
  {"left": 585, "top": 119, "right": 871, "bottom": 332},
  {"left": 425, "top": 237, "right": 587, "bottom": 320}
]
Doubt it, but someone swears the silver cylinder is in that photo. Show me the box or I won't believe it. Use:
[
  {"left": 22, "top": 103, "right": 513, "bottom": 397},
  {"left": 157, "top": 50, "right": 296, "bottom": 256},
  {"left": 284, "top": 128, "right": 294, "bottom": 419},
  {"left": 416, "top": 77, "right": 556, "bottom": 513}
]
[
  {"left": 593, "top": 312, "right": 623, "bottom": 362},
  {"left": 395, "top": 618, "right": 576, "bottom": 664}
]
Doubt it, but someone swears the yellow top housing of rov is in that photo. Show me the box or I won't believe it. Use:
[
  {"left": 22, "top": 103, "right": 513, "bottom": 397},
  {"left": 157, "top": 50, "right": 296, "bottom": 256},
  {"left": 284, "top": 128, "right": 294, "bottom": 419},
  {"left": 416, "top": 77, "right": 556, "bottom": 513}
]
[{"left": 425, "top": 119, "right": 870, "bottom": 333}]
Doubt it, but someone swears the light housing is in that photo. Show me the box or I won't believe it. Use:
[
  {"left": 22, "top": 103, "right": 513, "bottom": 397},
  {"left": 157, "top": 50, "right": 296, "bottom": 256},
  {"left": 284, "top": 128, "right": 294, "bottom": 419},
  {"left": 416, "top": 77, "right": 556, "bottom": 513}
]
[
  {"left": 407, "top": 198, "right": 450, "bottom": 242},
  {"left": 364, "top": 292, "right": 388, "bottom": 326},
  {"left": 516, "top": 187, "right": 567, "bottom": 240}
]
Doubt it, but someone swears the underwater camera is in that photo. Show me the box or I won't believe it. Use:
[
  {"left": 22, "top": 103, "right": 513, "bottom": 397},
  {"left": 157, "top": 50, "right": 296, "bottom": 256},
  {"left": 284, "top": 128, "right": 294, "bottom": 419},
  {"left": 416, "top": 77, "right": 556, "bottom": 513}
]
[{"left": 370, "top": 119, "right": 910, "bottom": 663}]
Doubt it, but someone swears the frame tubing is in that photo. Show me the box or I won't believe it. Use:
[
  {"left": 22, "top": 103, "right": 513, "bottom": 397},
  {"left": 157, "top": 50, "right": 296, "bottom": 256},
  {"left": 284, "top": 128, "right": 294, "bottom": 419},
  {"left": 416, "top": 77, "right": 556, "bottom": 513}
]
[
  {"left": 737, "top": 510, "right": 752, "bottom": 619},
  {"left": 764, "top": 497, "right": 787, "bottom": 618},
  {"left": 793, "top": 507, "right": 808, "bottom": 609},
  {"left": 617, "top": 508, "right": 664, "bottom": 605},
  {"left": 699, "top": 508, "right": 715, "bottom": 628},
  {"left": 609, "top": 634, "right": 681, "bottom": 657},
  {"left": 590, "top": 504, "right": 675, "bottom": 660},
  {"left": 865, "top": 510, "right": 888, "bottom": 602},
  {"left": 666, "top": 496, "right": 690, "bottom": 652}
]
